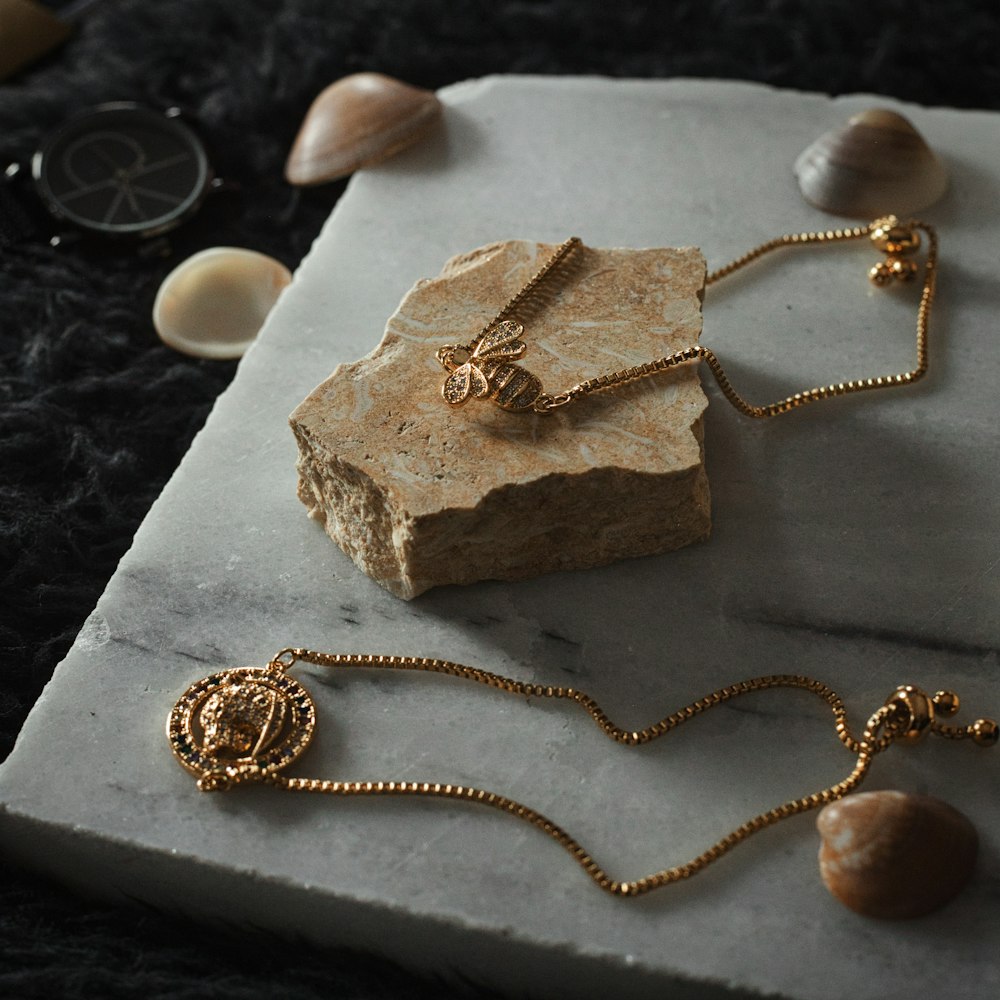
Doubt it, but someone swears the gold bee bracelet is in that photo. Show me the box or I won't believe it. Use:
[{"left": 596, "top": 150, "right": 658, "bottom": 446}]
[
  {"left": 436, "top": 216, "right": 935, "bottom": 414},
  {"left": 168, "top": 647, "right": 995, "bottom": 898}
]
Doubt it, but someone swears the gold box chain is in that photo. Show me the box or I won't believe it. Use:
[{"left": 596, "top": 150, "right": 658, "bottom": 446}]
[
  {"left": 435, "top": 217, "right": 936, "bottom": 417},
  {"left": 167, "top": 647, "right": 995, "bottom": 899}
]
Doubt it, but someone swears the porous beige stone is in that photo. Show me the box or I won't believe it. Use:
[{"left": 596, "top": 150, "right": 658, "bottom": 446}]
[{"left": 290, "top": 239, "right": 709, "bottom": 598}]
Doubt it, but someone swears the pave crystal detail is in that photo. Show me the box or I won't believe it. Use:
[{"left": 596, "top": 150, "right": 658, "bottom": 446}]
[{"left": 167, "top": 667, "right": 316, "bottom": 783}]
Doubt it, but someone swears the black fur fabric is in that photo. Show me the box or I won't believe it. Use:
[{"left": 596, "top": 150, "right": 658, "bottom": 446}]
[{"left": 1, "top": 2, "right": 998, "bottom": 996}]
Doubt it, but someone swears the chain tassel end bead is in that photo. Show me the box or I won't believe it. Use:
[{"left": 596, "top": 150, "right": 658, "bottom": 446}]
[
  {"left": 435, "top": 216, "right": 936, "bottom": 418},
  {"left": 168, "top": 649, "right": 994, "bottom": 898}
]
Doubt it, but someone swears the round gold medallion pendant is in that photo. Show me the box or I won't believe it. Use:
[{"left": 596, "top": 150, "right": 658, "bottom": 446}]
[{"left": 167, "top": 667, "right": 316, "bottom": 789}]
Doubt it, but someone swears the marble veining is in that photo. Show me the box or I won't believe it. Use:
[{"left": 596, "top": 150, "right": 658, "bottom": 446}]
[{"left": 1, "top": 78, "right": 999, "bottom": 1000}]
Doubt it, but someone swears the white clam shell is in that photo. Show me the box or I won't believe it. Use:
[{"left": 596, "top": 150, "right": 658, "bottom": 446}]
[
  {"left": 817, "top": 790, "right": 977, "bottom": 919},
  {"left": 153, "top": 247, "right": 292, "bottom": 360},
  {"left": 794, "top": 108, "right": 948, "bottom": 218}
]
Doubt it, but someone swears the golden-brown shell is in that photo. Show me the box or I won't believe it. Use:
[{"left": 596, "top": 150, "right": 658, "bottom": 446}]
[
  {"left": 817, "top": 790, "right": 978, "bottom": 919},
  {"left": 285, "top": 72, "right": 442, "bottom": 186},
  {"left": 794, "top": 109, "right": 948, "bottom": 218}
]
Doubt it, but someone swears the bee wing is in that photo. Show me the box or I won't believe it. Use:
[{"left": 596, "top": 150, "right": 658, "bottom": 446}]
[
  {"left": 467, "top": 363, "right": 492, "bottom": 397},
  {"left": 442, "top": 362, "right": 491, "bottom": 406},
  {"left": 473, "top": 320, "right": 526, "bottom": 362}
]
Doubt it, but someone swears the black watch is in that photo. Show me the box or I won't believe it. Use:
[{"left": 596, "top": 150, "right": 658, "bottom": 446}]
[{"left": 2, "top": 102, "right": 216, "bottom": 250}]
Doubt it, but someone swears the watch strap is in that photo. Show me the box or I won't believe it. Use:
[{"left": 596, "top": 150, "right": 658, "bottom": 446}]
[{"left": 0, "top": 177, "right": 40, "bottom": 246}]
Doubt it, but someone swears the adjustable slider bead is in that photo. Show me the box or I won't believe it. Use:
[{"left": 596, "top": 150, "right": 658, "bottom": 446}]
[
  {"left": 869, "top": 256, "right": 918, "bottom": 287},
  {"left": 869, "top": 261, "right": 894, "bottom": 287},
  {"left": 932, "top": 690, "right": 960, "bottom": 717},
  {"left": 885, "top": 685, "right": 934, "bottom": 743},
  {"left": 971, "top": 719, "right": 999, "bottom": 748},
  {"left": 887, "top": 256, "right": 918, "bottom": 282},
  {"left": 870, "top": 217, "right": 921, "bottom": 256}
]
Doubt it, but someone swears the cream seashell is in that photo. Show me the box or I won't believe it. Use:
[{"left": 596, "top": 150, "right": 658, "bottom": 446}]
[
  {"left": 817, "top": 790, "right": 977, "bottom": 919},
  {"left": 153, "top": 247, "right": 292, "bottom": 360},
  {"left": 794, "top": 109, "right": 948, "bottom": 218},
  {"left": 285, "top": 72, "right": 442, "bottom": 186}
]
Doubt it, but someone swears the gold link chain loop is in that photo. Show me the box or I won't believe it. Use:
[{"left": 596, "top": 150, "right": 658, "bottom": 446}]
[
  {"left": 434, "top": 217, "right": 937, "bottom": 418},
  {"left": 213, "top": 647, "right": 996, "bottom": 898}
]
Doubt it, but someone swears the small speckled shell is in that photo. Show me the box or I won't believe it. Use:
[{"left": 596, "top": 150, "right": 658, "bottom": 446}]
[
  {"left": 817, "top": 791, "right": 977, "bottom": 919},
  {"left": 153, "top": 247, "right": 292, "bottom": 360},
  {"left": 285, "top": 72, "right": 442, "bottom": 186},
  {"left": 794, "top": 109, "right": 948, "bottom": 218}
]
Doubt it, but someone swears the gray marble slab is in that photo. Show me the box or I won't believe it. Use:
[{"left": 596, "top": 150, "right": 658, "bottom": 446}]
[{"left": 2, "top": 78, "right": 999, "bottom": 999}]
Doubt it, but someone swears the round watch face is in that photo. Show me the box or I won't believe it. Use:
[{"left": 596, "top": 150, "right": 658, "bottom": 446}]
[{"left": 31, "top": 103, "right": 212, "bottom": 239}]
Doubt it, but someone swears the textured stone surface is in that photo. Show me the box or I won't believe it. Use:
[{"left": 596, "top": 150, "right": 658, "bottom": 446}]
[{"left": 291, "top": 240, "right": 709, "bottom": 598}]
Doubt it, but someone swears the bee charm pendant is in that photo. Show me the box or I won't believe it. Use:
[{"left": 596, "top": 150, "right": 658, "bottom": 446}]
[{"left": 438, "top": 320, "right": 544, "bottom": 413}]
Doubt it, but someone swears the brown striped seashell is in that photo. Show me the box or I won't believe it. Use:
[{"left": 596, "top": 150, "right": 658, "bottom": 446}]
[
  {"left": 817, "top": 790, "right": 978, "bottom": 919},
  {"left": 285, "top": 72, "right": 442, "bottom": 186},
  {"left": 794, "top": 109, "right": 948, "bottom": 218},
  {"left": 153, "top": 247, "right": 292, "bottom": 360}
]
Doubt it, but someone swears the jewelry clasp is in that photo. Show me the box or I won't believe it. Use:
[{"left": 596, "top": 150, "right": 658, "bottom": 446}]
[
  {"left": 883, "top": 685, "right": 938, "bottom": 743},
  {"left": 269, "top": 648, "right": 302, "bottom": 671},
  {"left": 881, "top": 685, "right": 999, "bottom": 747},
  {"left": 436, "top": 345, "right": 463, "bottom": 372},
  {"left": 868, "top": 216, "right": 921, "bottom": 286}
]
